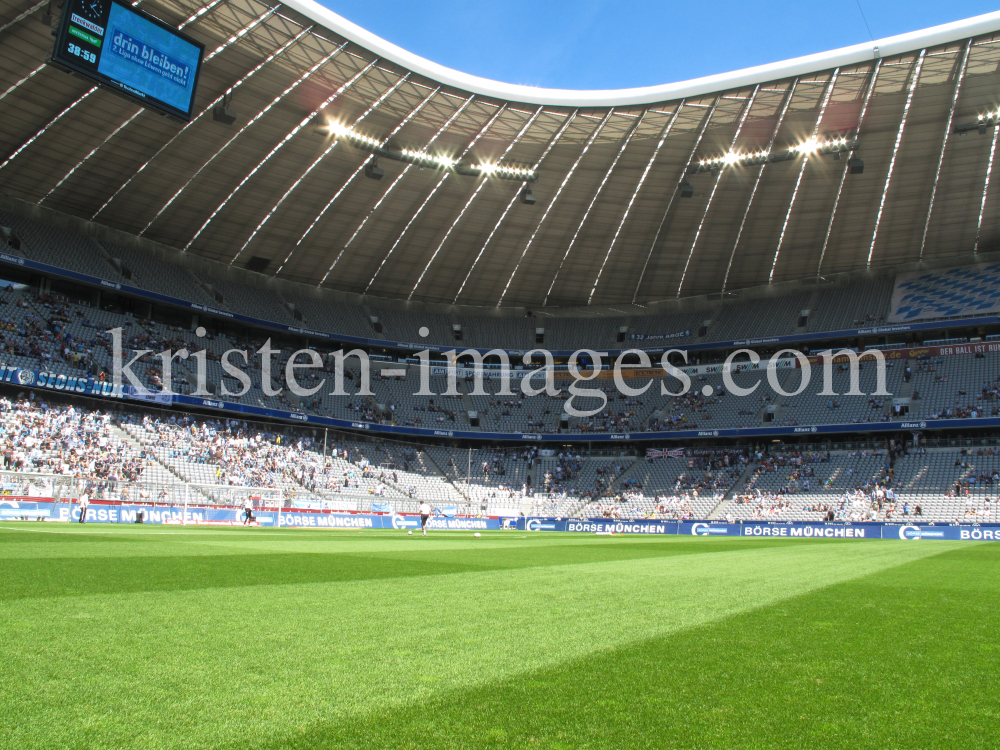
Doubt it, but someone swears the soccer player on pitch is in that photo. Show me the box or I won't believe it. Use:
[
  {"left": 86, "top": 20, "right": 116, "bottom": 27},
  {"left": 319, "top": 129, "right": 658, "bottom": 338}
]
[{"left": 419, "top": 500, "right": 431, "bottom": 536}]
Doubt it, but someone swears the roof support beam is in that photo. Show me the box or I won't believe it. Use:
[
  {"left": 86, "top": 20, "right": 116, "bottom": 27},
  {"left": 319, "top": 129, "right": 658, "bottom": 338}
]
[
  {"left": 974, "top": 119, "right": 1000, "bottom": 254},
  {"left": 405, "top": 104, "right": 527, "bottom": 298},
  {"left": 300, "top": 87, "right": 441, "bottom": 277},
  {"left": 920, "top": 41, "right": 971, "bottom": 260},
  {"left": 0, "top": 87, "right": 97, "bottom": 172},
  {"left": 177, "top": 0, "right": 225, "bottom": 29},
  {"left": 0, "top": 62, "right": 44, "bottom": 105},
  {"left": 975, "top": 80, "right": 1000, "bottom": 254},
  {"left": 136, "top": 34, "right": 349, "bottom": 235},
  {"left": 0, "top": 0, "right": 48, "bottom": 39},
  {"left": 367, "top": 102, "right": 507, "bottom": 292},
  {"left": 721, "top": 81, "right": 797, "bottom": 292},
  {"left": 867, "top": 50, "right": 926, "bottom": 268},
  {"left": 90, "top": 5, "right": 284, "bottom": 219},
  {"left": 233, "top": 72, "right": 412, "bottom": 268},
  {"left": 768, "top": 70, "right": 840, "bottom": 284},
  {"left": 199, "top": 3, "right": 280, "bottom": 59},
  {"left": 496, "top": 110, "right": 615, "bottom": 307},
  {"left": 543, "top": 111, "right": 647, "bottom": 306},
  {"left": 676, "top": 87, "right": 758, "bottom": 298},
  {"left": 187, "top": 54, "right": 378, "bottom": 251},
  {"left": 42, "top": 108, "right": 145, "bottom": 202},
  {"left": 817, "top": 60, "right": 881, "bottom": 276},
  {"left": 365, "top": 173, "right": 451, "bottom": 292},
  {"left": 452, "top": 108, "right": 571, "bottom": 303},
  {"left": 320, "top": 94, "right": 474, "bottom": 284},
  {"left": 408, "top": 105, "right": 542, "bottom": 300},
  {"left": 588, "top": 104, "right": 683, "bottom": 304},
  {"left": 632, "top": 98, "right": 718, "bottom": 304}
]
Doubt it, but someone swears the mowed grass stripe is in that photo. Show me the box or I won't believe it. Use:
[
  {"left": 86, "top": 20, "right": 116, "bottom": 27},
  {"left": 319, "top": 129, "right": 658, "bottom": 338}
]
[
  {"left": 0, "top": 525, "right": 796, "bottom": 561},
  {"left": 0, "top": 539, "right": 957, "bottom": 750},
  {"left": 1, "top": 525, "right": 833, "bottom": 600},
  {"left": 0, "top": 539, "right": 836, "bottom": 602},
  {"left": 274, "top": 543, "right": 1000, "bottom": 750}
]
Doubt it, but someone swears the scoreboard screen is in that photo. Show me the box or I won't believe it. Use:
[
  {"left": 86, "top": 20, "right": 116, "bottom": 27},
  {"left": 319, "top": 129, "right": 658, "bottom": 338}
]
[{"left": 52, "top": 0, "right": 204, "bottom": 121}]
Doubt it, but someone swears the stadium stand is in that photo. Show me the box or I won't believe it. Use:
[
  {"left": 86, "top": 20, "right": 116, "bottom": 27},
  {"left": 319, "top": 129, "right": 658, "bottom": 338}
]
[
  {"left": 543, "top": 316, "right": 627, "bottom": 351},
  {"left": 203, "top": 275, "right": 295, "bottom": 324},
  {"left": 4, "top": 258, "right": 1000, "bottom": 439},
  {"left": 0, "top": 212, "right": 122, "bottom": 283},
  {"left": 806, "top": 278, "right": 894, "bottom": 332},
  {"left": 628, "top": 310, "right": 706, "bottom": 347},
  {"left": 5, "top": 381, "right": 1000, "bottom": 524},
  {"left": 289, "top": 295, "right": 374, "bottom": 340},
  {"left": 580, "top": 448, "right": 749, "bottom": 519},
  {"left": 1, "top": 202, "right": 1000, "bottom": 527},
  {"left": 889, "top": 265, "right": 1000, "bottom": 322},
  {"left": 777, "top": 358, "right": 904, "bottom": 426},
  {"left": 706, "top": 293, "right": 812, "bottom": 342},
  {"left": 17, "top": 207, "right": 1000, "bottom": 361},
  {"left": 98, "top": 240, "right": 219, "bottom": 308},
  {"left": 906, "top": 351, "right": 1000, "bottom": 420},
  {"left": 459, "top": 316, "right": 534, "bottom": 350},
  {"left": 370, "top": 307, "right": 455, "bottom": 346}
]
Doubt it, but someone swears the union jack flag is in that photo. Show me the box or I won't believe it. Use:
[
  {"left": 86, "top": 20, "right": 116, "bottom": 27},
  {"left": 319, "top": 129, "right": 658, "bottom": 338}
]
[{"left": 646, "top": 448, "right": 684, "bottom": 459}]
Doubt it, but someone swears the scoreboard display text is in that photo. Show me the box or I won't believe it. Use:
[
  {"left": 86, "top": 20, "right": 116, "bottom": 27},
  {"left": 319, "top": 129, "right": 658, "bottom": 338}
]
[{"left": 51, "top": 0, "right": 203, "bottom": 121}]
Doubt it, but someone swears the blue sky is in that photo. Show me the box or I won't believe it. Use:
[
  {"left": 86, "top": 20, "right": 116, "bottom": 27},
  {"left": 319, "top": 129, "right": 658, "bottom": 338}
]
[{"left": 318, "top": 0, "right": 999, "bottom": 90}]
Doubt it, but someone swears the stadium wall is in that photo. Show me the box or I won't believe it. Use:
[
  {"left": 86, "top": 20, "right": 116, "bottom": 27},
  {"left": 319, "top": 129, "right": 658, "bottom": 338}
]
[{"left": 6, "top": 501, "right": 998, "bottom": 540}]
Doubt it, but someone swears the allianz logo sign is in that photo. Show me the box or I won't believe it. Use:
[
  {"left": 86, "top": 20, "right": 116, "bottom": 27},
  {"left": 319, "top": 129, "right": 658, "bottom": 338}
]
[
  {"left": 697, "top": 430, "right": 720, "bottom": 437},
  {"left": 901, "top": 422, "right": 927, "bottom": 428},
  {"left": 350, "top": 422, "right": 369, "bottom": 429},
  {"left": 289, "top": 327, "right": 327, "bottom": 337},
  {"left": 520, "top": 434, "right": 541, "bottom": 440}
]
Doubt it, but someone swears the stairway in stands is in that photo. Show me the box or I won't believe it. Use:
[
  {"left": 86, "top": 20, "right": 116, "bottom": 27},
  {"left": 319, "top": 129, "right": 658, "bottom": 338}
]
[
  {"left": 110, "top": 423, "right": 189, "bottom": 488},
  {"left": 706, "top": 460, "right": 762, "bottom": 519}
]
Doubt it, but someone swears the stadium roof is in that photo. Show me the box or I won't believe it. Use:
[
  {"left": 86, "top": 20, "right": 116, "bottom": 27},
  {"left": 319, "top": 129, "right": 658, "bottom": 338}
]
[{"left": 3, "top": 0, "right": 1000, "bottom": 309}]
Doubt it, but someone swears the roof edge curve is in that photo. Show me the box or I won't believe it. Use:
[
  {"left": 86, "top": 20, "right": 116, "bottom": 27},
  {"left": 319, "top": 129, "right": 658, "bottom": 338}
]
[{"left": 281, "top": 1, "right": 1000, "bottom": 106}]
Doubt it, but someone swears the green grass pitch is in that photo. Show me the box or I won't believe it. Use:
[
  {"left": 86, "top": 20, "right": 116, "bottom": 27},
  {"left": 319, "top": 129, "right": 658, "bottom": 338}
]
[{"left": 1, "top": 524, "right": 998, "bottom": 749}]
